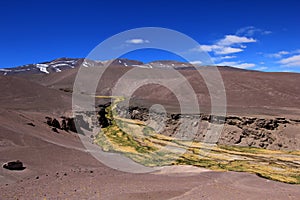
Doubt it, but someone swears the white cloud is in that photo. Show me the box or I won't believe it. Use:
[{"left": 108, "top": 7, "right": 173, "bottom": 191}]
[
  {"left": 216, "top": 61, "right": 255, "bottom": 69},
  {"left": 199, "top": 44, "right": 219, "bottom": 52},
  {"left": 267, "top": 51, "right": 290, "bottom": 58},
  {"left": 236, "top": 26, "right": 257, "bottom": 36},
  {"left": 219, "top": 55, "right": 236, "bottom": 60},
  {"left": 189, "top": 60, "right": 202, "bottom": 65},
  {"left": 199, "top": 45, "right": 243, "bottom": 55},
  {"left": 235, "top": 63, "right": 256, "bottom": 69},
  {"left": 281, "top": 70, "right": 292, "bottom": 72},
  {"left": 236, "top": 26, "right": 272, "bottom": 36},
  {"left": 211, "top": 55, "right": 237, "bottom": 62},
  {"left": 262, "top": 30, "right": 272, "bottom": 35},
  {"left": 196, "top": 34, "right": 256, "bottom": 55},
  {"left": 279, "top": 54, "right": 300, "bottom": 67},
  {"left": 126, "top": 38, "right": 150, "bottom": 44},
  {"left": 255, "top": 66, "right": 268, "bottom": 71},
  {"left": 293, "top": 49, "right": 300, "bottom": 54},
  {"left": 217, "top": 35, "right": 256, "bottom": 46},
  {"left": 215, "top": 46, "right": 244, "bottom": 55}
]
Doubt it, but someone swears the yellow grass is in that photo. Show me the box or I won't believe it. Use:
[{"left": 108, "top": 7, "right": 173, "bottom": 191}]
[{"left": 94, "top": 96, "right": 300, "bottom": 184}]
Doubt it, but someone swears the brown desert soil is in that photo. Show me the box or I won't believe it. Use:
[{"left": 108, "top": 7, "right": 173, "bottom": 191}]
[{"left": 1, "top": 66, "right": 300, "bottom": 199}]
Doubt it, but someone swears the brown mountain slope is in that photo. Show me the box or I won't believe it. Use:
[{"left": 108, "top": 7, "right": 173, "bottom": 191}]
[
  {"left": 0, "top": 63, "right": 300, "bottom": 199},
  {"left": 0, "top": 76, "right": 71, "bottom": 111},
  {"left": 17, "top": 64, "right": 300, "bottom": 116}
]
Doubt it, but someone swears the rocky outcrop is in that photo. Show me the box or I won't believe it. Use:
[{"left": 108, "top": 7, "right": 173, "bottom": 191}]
[
  {"left": 26, "top": 122, "right": 35, "bottom": 127},
  {"left": 46, "top": 117, "right": 62, "bottom": 129},
  {"left": 45, "top": 116, "right": 84, "bottom": 133},
  {"left": 46, "top": 114, "right": 96, "bottom": 134},
  {"left": 113, "top": 105, "right": 300, "bottom": 150},
  {"left": 51, "top": 118, "right": 61, "bottom": 129},
  {"left": 218, "top": 116, "right": 300, "bottom": 150},
  {"left": 63, "top": 117, "right": 78, "bottom": 133},
  {"left": 98, "top": 103, "right": 111, "bottom": 128},
  {"left": 254, "top": 119, "right": 279, "bottom": 130}
]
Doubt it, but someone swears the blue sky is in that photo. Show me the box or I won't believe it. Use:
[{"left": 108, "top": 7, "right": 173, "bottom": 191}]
[{"left": 1, "top": 0, "right": 300, "bottom": 72}]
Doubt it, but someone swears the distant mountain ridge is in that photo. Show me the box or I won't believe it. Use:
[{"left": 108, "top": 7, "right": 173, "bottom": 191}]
[{"left": 0, "top": 57, "right": 248, "bottom": 76}]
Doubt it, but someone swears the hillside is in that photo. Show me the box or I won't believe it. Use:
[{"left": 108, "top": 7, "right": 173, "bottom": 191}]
[{"left": 0, "top": 58, "right": 300, "bottom": 199}]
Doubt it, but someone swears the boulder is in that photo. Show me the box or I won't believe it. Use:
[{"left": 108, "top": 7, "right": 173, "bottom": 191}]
[
  {"left": 45, "top": 116, "right": 52, "bottom": 126},
  {"left": 98, "top": 107, "right": 110, "bottom": 128},
  {"left": 51, "top": 118, "right": 61, "bottom": 129},
  {"left": 67, "top": 117, "right": 77, "bottom": 132},
  {"left": 61, "top": 119, "right": 68, "bottom": 131},
  {"left": 3, "top": 160, "right": 25, "bottom": 170}
]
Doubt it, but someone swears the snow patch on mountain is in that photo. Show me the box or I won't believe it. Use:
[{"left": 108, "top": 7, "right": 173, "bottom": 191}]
[
  {"left": 36, "top": 64, "right": 50, "bottom": 74},
  {"left": 0, "top": 58, "right": 204, "bottom": 76},
  {"left": 0, "top": 69, "right": 12, "bottom": 72}
]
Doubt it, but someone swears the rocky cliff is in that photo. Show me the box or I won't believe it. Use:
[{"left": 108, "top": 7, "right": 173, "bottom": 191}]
[{"left": 110, "top": 105, "right": 300, "bottom": 151}]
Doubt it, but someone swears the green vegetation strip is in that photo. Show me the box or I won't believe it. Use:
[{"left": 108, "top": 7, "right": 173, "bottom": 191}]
[{"left": 94, "top": 97, "right": 300, "bottom": 184}]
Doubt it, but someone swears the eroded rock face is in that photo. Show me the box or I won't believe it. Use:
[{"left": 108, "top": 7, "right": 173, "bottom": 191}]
[
  {"left": 255, "top": 119, "right": 279, "bottom": 130},
  {"left": 3, "top": 160, "right": 25, "bottom": 170},
  {"left": 61, "top": 119, "right": 67, "bottom": 131},
  {"left": 113, "top": 105, "right": 300, "bottom": 150},
  {"left": 45, "top": 117, "right": 79, "bottom": 133},
  {"left": 51, "top": 118, "right": 61, "bottom": 129},
  {"left": 45, "top": 116, "right": 52, "bottom": 126},
  {"left": 98, "top": 107, "right": 110, "bottom": 128},
  {"left": 67, "top": 117, "right": 77, "bottom": 133}
]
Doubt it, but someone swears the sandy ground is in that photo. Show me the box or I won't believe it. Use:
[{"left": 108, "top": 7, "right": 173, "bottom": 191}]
[
  {"left": 1, "top": 110, "right": 299, "bottom": 199},
  {"left": 0, "top": 71, "right": 299, "bottom": 199}
]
